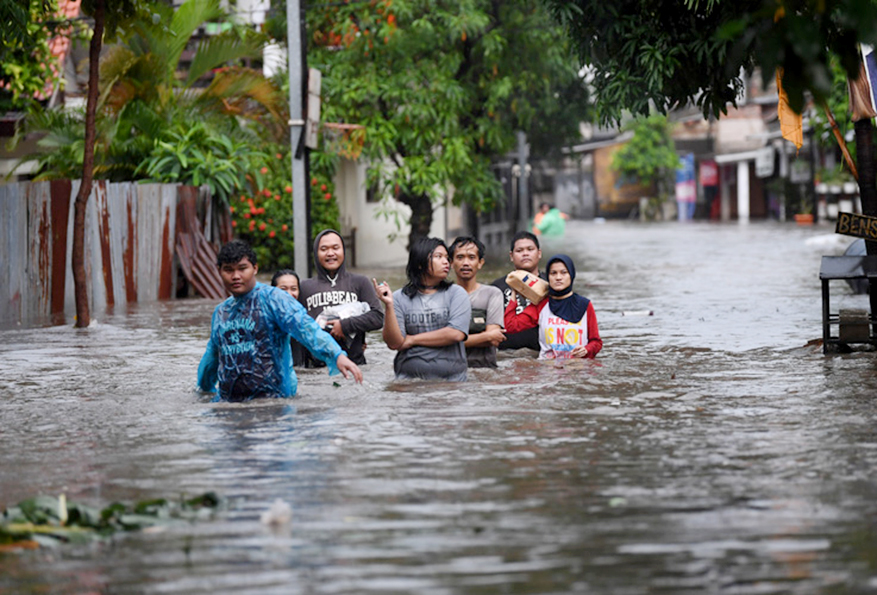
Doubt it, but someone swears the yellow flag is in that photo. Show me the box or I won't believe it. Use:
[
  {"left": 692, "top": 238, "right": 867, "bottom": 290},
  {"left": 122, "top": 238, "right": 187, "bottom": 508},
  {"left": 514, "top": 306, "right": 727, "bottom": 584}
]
[{"left": 776, "top": 68, "right": 803, "bottom": 150}]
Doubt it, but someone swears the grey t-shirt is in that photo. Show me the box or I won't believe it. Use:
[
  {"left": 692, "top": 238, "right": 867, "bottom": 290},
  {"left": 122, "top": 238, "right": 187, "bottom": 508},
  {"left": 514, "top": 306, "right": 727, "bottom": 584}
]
[
  {"left": 465, "top": 284, "right": 504, "bottom": 368},
  {"left": 392, "top": 284, "right": 471, "bottom": 381}
]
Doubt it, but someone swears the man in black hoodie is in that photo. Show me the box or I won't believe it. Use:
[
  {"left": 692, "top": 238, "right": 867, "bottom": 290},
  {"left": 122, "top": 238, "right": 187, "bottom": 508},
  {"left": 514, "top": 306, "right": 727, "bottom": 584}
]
[{"left": 299, "top": 229, "right": 384, "bottom": 366}]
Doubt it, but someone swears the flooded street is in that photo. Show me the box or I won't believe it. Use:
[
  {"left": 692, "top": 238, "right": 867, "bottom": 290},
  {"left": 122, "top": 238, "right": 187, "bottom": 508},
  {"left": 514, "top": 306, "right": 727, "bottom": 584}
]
[{"left": 3, "top": 220, "right": 877, "bottom": 594}]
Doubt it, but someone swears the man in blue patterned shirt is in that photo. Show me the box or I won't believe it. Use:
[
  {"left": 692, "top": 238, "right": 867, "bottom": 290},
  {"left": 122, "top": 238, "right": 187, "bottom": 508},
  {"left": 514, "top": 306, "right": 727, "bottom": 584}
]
[{"left": 198, "top": 240, "right": 362, "bottom": 401}]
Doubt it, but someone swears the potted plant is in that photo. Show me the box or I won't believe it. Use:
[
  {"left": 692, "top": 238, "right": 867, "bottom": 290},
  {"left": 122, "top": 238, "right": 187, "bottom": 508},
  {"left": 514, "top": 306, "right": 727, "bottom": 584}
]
[
  {"left": 816, "top": 165, "right": 856, "bottom": 194},
  {"left": 794, "top": 201, "right": 814, "bottom": 225}
]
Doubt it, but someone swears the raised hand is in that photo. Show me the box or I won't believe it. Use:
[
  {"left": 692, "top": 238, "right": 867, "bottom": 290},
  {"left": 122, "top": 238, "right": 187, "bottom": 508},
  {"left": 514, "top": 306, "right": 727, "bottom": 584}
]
[{"left": 372, "top": 278, "right": 393, "bottom": 306}]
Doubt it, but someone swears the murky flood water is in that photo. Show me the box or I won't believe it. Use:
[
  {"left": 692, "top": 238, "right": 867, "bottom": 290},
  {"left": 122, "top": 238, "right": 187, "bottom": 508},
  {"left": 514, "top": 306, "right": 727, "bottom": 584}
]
[{"left": 3, "top": 220, "right": 877, "bottom": 594}]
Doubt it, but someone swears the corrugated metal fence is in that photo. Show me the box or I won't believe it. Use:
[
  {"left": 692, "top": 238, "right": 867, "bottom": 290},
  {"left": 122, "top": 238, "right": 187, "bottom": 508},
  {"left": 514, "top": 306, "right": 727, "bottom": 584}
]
[{"left": 1, "top": 180, "right": 228, "bottom": 326}]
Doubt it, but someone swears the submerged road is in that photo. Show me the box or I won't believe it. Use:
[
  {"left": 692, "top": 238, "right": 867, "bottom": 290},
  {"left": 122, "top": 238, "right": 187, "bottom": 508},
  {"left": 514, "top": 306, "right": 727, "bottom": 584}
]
[{"left": 1, "top": 220, "right": 876, "bottom": 594}]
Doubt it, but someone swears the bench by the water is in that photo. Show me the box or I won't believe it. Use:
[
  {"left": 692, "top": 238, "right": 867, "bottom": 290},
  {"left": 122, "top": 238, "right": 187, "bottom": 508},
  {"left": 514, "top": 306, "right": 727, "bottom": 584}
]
[{"left": 819, "top": 255, "right": 877, "bottom": 353}]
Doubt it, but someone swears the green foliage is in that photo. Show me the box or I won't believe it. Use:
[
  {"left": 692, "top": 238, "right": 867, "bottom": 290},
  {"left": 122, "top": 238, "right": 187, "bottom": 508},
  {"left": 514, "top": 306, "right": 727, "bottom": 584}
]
[
  {"left": 97, "top": 99, "right": 169, "bottom": 180},
  {"left": 138, "top": 121, "right": 267, "bottom": 205},
  {"left": 0, "top": 0, "right": 63, "bottom": 111},
  {"left": 303, "top": 0, "right": 589, "bottom": 245},
  {"left": 810, "top": 52, "right": 856, "bottom": 165},
  {"left": 229, "top": 145, "right": 341, "bottom": 271},
  {"left": 80, "top": 0, "right": 144, "bottom": 42},
  {"left": 17, "top": 0, "right": 287, "bottom": 199},
  {"left": 1, "top": 492, "right": 223, "bottom": 547},
  {"left": 610, "top": 114, "right": 680, "bottom": 194},
  {"left": 308, "top": 151, "right": 342, "bottom": 242},
  {"left": 231, "top": 147, "right": 296, "bottom": 270},
  {"left": 546, "top": 0, "right": 877, "bottom": 125},
  {"left": 816, "top": 163, "right": 856, "bottom": 184},
  {"left": 95, "top": 0, "right": 282, "bottom": 130},
  {"left": 24, "top": 107, "right": 86, "bottom": 180}
]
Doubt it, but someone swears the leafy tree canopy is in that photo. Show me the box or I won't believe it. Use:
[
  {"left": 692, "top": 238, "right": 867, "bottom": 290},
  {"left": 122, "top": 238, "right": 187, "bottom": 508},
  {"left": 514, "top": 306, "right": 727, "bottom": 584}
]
[
  {"left": 80, "top": 0, "right": 141, "bottom": 41},
  {"left": 0, "top": 0, "right": 63, "bottom": 111},
  {"left": 300, "top": 0, "right": 590, "bottom": 247},
  {"left": 0, "top": 0, "right": 146, "bottom": 111},
  {"left": 610, "top": 114, "right": 680, "bottom": 187},
  {"left": 546, "top": 0, "right": 877, "bottom": 125},
  {"left": 20, "top": 0, "right": 287, "bottom": 184},
  {"left": 16, "top": 0, "right": 331, "bottom": 271}
]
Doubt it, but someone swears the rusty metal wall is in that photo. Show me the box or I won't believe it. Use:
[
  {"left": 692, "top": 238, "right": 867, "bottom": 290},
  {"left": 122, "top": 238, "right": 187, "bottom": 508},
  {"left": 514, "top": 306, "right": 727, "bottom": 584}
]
[
  {"left": 1, "top": 183, "right": 27, "bottom": 323},
  {"left": 0, "top": 181, "right": 197, "bottom": 326}
]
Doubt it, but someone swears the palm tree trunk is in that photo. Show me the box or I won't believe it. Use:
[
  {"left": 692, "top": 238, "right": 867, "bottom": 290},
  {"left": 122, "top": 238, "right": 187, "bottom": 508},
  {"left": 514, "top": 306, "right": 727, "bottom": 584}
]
[{"left": 71, "top": 0, "right": 104, "bottom": 328}]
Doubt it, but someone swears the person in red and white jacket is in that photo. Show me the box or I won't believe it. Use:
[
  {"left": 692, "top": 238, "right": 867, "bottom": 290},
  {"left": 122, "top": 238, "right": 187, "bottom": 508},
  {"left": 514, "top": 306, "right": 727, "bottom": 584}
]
[{"left": 504, "top": 254, "right": 602, "bottom": 360}]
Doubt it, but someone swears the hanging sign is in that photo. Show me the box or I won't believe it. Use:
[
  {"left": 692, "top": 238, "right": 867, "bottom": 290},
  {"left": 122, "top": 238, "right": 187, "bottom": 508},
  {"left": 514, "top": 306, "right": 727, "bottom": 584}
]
[
  {"left": 675, "top": 153, "right": 696, "bottom": 203},
  {"left": 755, "top": 147, "right": 775, "bottom": 178},
  {"left": 790, "top": 159, "right": 811, "bottom": 183},
  {"left": 836, "top": 211, "right": 877, "bottom": 240}
]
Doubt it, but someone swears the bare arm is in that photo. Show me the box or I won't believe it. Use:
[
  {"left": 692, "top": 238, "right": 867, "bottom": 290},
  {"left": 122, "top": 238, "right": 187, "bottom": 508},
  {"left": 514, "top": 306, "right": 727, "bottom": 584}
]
[
  {"left": 373, "top": 278, "right": 405, "bottom": 350},
  {"left": 335, "top": 353, "right": 363, "bottom": 383},
  {"left": 464, "top": 324, "right": 506, "bottom": 348},
  {"left": 570, "top": 303, "right": 602, "bottom": 358},
  {"left": 402, "top": 327, "right": 466, "bottom": 349}
]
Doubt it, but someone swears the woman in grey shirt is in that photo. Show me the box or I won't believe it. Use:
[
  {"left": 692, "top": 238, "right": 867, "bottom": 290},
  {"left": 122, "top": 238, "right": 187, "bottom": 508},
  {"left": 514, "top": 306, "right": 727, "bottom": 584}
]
[{"left": 373, "top": 237, "right": 471, "bottom": 381}]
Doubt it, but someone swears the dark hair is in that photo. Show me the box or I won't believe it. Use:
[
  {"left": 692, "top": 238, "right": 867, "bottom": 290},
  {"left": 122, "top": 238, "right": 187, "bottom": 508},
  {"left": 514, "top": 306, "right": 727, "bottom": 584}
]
[
  {"left": 217, "top": 240, "right": 257, "bottom": 267},
  {"left": 539, "top": 202, "right": 550, "bottom": 210},
  {"left": 449, "top": 236, "right": 485, "bottom": 260},
  {"left": 509, "top": 231, "right": 540, "bottom": 252},
  {"left": 271, "top": 269, "right": 300, "bottom": 286},
  {"left": 403, "top": 237, "right": 452, "bottom": 298}
]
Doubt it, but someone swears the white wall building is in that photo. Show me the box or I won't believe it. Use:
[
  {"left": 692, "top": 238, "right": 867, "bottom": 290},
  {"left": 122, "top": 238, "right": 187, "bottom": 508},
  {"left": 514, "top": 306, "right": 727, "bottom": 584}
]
[{"left": 333, "top": 159, "right": 464, "bottom": 268}]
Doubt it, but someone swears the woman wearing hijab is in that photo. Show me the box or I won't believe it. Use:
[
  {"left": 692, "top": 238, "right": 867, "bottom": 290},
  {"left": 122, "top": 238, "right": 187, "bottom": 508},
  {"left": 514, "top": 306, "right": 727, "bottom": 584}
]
[{"left": 504, "top": 254, "right": 602, "bottom": 359}]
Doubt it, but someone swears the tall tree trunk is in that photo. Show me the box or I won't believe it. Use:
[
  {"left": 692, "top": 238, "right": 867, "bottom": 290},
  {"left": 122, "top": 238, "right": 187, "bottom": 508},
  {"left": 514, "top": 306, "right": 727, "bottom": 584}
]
[
  {"left": 853, "top": 118, "right": 877, "bottom": 335},
  {"left": 399, "top": 192, "right": 434, "bottom": 250},
  {"left": 71, "top": 0, "right": 104, "bottom": 328},
  {"left": 856, "top": 119, "right": 877, "bottom": 219}
]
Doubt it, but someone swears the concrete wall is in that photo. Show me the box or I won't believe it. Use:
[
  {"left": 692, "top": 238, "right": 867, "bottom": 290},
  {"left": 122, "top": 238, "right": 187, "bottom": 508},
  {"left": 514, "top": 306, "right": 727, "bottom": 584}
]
[{"left": 334, "top": 159, "right": 460, "bottom": 268}]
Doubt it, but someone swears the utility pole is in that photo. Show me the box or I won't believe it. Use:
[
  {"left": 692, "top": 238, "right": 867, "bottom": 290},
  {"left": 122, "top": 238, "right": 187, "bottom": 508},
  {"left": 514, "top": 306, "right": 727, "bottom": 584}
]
[
  {"left": 516, "top": 131, "right": 531, "bottom": 233},
  {"left": 286, "top": 0, "right": 308, "bottom": 276}
]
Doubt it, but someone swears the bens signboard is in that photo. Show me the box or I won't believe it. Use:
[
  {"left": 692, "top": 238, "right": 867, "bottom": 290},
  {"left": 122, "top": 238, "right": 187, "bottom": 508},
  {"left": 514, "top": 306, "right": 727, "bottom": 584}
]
[{"left": 835, "top": 212, "right": 877, "bottom": 240}]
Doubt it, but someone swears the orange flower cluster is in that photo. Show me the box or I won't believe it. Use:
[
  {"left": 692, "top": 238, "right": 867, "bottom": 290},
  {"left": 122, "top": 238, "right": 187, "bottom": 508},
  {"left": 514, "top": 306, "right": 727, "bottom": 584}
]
[
  {"left": 232, "top": 190, "right": 288, "bottom": 236},
  {"left": 229, "top": 151, "right": 296, "bottom": 243},
  {"left": 312, "top": 0, "right": 396, "bottom": 50},
  {"left": 227, "top": 147, "right": 340, "bottom": 271}
]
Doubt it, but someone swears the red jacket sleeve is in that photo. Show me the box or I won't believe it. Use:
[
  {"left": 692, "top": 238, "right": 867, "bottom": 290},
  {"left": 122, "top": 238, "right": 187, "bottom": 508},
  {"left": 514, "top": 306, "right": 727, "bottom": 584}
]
[
  {"left": 504, "top": 298, "right": 545, "bottom": 334},
  {"left": 584, "top": 302, "right": 602, "bottom": 358}
]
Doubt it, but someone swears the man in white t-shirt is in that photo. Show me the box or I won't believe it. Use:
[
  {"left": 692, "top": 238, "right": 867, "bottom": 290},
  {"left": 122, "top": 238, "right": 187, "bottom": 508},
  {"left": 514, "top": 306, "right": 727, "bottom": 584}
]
[{"left": 450, "top": 236, "right": 505, "bottom": 368}]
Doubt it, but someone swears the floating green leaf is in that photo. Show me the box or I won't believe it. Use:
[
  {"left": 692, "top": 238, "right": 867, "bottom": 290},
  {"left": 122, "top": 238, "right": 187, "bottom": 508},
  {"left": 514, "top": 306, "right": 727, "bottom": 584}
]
[{"left": 0, "top": 492, "right": 224, "bottom": 550}]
